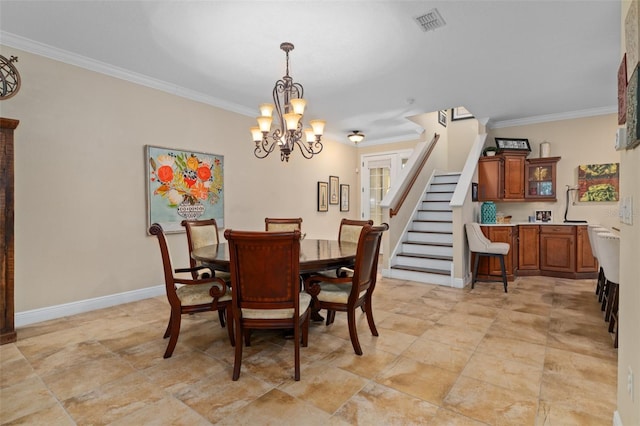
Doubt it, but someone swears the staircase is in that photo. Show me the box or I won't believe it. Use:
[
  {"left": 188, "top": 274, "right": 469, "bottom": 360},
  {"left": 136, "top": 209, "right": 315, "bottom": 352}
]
[{"left": 389, "top": 173, "right": 459, "bottom": 286}]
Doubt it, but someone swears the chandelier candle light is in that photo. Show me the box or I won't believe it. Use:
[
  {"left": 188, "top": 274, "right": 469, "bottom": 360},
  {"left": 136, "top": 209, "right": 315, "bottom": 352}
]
[{"left": 251, "top": 42, "right": 325, "bottom": 162}]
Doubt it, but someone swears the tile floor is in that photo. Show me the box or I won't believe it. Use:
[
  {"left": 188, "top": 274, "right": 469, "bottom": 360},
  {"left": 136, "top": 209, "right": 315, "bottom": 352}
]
[{"left": 1, "top": 275, "right": 618, "bottom": 425}]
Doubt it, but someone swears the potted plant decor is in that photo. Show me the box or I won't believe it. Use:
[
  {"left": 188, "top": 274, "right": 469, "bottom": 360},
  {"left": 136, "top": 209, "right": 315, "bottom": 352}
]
[{"left": 483, "top": 146, "right": 498, "bottom": 156}]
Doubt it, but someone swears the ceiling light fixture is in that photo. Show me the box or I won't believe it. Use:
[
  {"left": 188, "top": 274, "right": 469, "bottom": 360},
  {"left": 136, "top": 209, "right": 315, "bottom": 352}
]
[
  {"left": 348, "top": 131, "right": 365, "bottom": 144},
  {"left": 251, "top": 42, "right": 325, "bottom": 162}
]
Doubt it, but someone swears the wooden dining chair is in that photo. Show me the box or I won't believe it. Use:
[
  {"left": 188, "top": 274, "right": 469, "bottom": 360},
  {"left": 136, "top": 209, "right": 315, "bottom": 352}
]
[
  {"left": 149, "top": 223, "right": 234, "bottom": 359},
  {"left": 304, "top": 223, "right": 388, "bottom": 355},
  {"left": 265, "top": 217, "right": 303, "bottom": 232},
  {"left": 224, "top": 229, "right": 311, "bottom": 380},
  {"left": 182, "top": 219, "right": 231, "bottom": 281},
  {"left": 333, "top": 218, "right": 373, "bottom": 277}
]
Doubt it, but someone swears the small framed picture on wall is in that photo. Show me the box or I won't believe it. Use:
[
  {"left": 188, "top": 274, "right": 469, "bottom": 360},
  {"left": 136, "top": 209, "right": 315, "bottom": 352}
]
[
  {"left": 317, "top": 182, "right": 328, "bottom": 212},
  {"left": 340, "top": 184, "right": 350, "bottom": 211}
]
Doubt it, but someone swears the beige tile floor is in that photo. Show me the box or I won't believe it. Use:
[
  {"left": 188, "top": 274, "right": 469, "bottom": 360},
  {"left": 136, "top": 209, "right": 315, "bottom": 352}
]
[{"left": 1, "top": 275, "right": 618, "bottom": 425}]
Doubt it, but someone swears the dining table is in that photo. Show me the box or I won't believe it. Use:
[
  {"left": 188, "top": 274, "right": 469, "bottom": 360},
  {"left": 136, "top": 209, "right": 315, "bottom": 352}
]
[{"left": 191, "top": 238, "right": 358, "bottom": 275}]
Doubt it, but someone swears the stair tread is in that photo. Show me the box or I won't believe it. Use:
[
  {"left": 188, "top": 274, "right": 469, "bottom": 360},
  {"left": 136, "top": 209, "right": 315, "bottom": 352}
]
[
  {"left": 391, "top": 265, "right": 450, "bottom": 275},
  {"left": 403, "top": 241, "right": 453, "bottom": 247},
  {"left": 413, "top": 219, "right": 453, "bottom": 223},
  {"left": 396, "top": 253, "right": 453, "bottom": 261},
  {"left": 407, "top": 230, "right": 452, "bottom": 235}
]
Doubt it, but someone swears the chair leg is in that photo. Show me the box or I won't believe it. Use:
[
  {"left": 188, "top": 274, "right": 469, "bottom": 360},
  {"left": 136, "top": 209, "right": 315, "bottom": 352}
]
[
  {"left": 163, "top": 315, "right": 172, "bottom": 339},
  {"left": 226, "top": 309, "right": 235, "bottom": 347},
  {"left": 294, "top": 322, "right": 301, "bottom": 381},
  {"left": 218, "top": 309, "right": 226, "bottom": 328},
  {"left": 498, "top": 254, "right": 508, "bottom": 293},
  {"left": 605, "top": 281, "right": 617, "bottom": 323},
  {"left": 163, "top": 310, "right": 181, "bottom": 359},
  {"left": 232, "top": 320, "right": 243, "bottom": 381},
  {"left": 608, "top": 283, "right": 619, "bottom": 333},
  {"left": 472, "top": 253, "right": 480, "bottom": 289},
  {"left": 326, "top": 310, "right": 336, "bottom": 326},
  {"left": 347, "top": 308, "right": 363, "bottom": 356},
  {"left": 301, "top": 312, "right": 309, "bottom": 348},
  {"left": 364, "top": 297, "right": 378, "bottom": 337}
]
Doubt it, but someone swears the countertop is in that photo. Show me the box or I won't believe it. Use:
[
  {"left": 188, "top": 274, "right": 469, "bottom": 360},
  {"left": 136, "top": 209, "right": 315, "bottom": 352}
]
[{"left": 480, "top": 222, "right": 590, "bottom": 226}]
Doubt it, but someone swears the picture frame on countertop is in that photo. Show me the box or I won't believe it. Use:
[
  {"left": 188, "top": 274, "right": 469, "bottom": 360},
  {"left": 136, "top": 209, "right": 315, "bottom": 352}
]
[
  {"left": 317, "top": 181, "right": 328, "bottom": 212},
  {"left": 471, "top": 182, "right": 478, "bottom": 202},
  {"left": 329, "top": 175, "right": 339, "bottom": 205},
  {"left": 535, "top": 210, "right": 552, "bottom": 223},
  {"left": 495, "top": 137, "right": 531, "bottom": 152}
]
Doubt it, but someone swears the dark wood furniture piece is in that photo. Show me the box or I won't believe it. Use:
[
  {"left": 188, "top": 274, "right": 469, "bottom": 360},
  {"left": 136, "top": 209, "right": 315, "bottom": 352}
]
[
  {"left": 303, "top": 224, "right": 388, "bottom": 355},
  {"left": 540, "top": 225, "right": 576, "bottom": 274},
  {"left": 225, "top": 229, "right": 310, "bottom": 380},
  {"left": 1, "top": 118, "right": 18, "bottom": 345},
  {"left": 149, "top": 223, "right": 233, "bottom": 358},
  {"left": 182, "top": 219, "right": 231, "bottom": 284},
  {"left": 265, "top": 217, "right": 303, "bottom": 232},
  {"left": 517, "top": 225, "right": 540, "bottom": 274},
  {"left": 332, "top": 218, "right": 373, "bottom": 277},
  {"left": 525, "top": 157, "right": 560, "bottom": 201},
  {"left": 478, "top": 152, "right": 560, "bottom": 202},
  {"left": 191, "top": 238, "right": 358, "bottom": 275}
]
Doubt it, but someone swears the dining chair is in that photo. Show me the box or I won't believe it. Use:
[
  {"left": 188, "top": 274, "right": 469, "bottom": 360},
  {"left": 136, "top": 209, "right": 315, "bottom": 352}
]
[
  {"left": 182, "top": 219, "right": 232, "bottom": 329},
  {"left": 265, "top": 217, "right": 303, "bottom": 232},
  {"left": 149, "top": 223, "right": 234, "bottom": 359},
  {"left": 333, "top": 218, "right": 373, "bottom": 277},
  {"left": 303, "top": 223, "right": 388, "bottom": 355},
  {"left": 224, "top": 229, "right": 311, "bottom": 380},
  {"left": 465, "top": 222, "right": 510, "bottom": 292}
]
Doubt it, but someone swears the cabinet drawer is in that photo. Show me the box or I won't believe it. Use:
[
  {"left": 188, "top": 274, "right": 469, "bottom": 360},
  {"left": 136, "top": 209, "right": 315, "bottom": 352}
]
[{"left": 540, "top": 225, "right": 574, "bottom": 235}]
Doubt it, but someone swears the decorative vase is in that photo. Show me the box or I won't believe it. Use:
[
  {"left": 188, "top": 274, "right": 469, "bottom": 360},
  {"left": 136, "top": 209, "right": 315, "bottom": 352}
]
[
  {"left": 481, "top": 201, "right": 497, "bottom": 224},
  {"left": 177, "top": 196, "right": 205, "bottom": 220},
  {"left": 540, "top": 141, "right": 551, "bottom": 157}
]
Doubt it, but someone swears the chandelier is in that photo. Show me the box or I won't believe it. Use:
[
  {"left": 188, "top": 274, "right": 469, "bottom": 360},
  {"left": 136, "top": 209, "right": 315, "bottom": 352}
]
[{"left": 250, "top": 42, "right": 325, "bottom": 162}]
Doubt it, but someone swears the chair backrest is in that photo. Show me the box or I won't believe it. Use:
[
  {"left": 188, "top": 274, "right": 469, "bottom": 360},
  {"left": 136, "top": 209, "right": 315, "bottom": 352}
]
[
  {"left": 149, "top": 223, "right": 183, "bottom": 307},
  {"left": 338, "top": 219, "right": 374, "bottom": 244},
  {"left": 350, "top": 223, "right": 388, "bottom": 302},
  {"left": 265, "top": 217, "right": 303, "bottom": 232},
  {"left": 465, "top": 222, "right": 492, "bottom": 253},
  {"left": 587, "top": 225, "right": 608, "bottom": 259},
  {"left": 182, "top": 219, "right": 220, "bottom": 273},
  {"left": 225, "top": 229, "right": 302, "bottom": 313},
  {"left": 597, "top": 232, "right": 620, "bottom": 283}
]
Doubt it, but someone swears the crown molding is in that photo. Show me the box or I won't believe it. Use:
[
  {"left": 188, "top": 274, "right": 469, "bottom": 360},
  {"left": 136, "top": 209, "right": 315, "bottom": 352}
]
[
  {"left": 0, "top": 31, "right": 256, "bottom": 117},
  {"left": 488, "top": 106, "right": 617, "bottom": 129}
]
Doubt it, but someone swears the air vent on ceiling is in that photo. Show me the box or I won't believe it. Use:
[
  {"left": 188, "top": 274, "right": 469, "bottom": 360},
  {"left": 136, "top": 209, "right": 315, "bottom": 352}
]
[{"left": 414, "top": 8, "right": 446, "bottom": 32}]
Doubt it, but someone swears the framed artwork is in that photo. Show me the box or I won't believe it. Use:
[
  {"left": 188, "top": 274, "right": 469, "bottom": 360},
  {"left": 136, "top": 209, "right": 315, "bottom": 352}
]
[
  {"left": 317, "top": 181, "right": 329, "bottom": 212},
  {"left": 451, "top": 106, "right": 474, "bottom": 121},
  {"left": 495, "top": 137, "right": 531, "bottom": 152},
  {"left": 619, "top": 53, "right": 628, "bottom": 125},
  {"left": 329, "top": 176, "right": 339, "bottom": 205},
  {"left": 578, "top": 163, "right": 620, "bottom": 202},
  {"left": 627, "top": 65, "right": 640, "bottom": 149},
  {"left": 340, "top": 184, "right": 350, "bottom": 212},
  {"left": 625, "top": 0, "right": 638, "bottom": 79},
  {"left": 438, "top": 110, "right": 447, "bottom": 127},
  {"left": 471, "top": 182, "right": 478, "bottom": 202},
  {"left": 146, "top": 145, "right": 224, "bottom": 234},
  {"left": 535, "top": 210, "right": 552, "bottom": 223}
]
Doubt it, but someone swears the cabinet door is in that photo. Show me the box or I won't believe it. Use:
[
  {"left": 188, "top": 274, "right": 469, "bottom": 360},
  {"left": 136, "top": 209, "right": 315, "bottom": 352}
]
[
  {"left": 540, "top": 226, "right": 575, "bottom": 272},
  {"left": 525, "top": 157, "right": 560, "bottom": 201},
  {"left": 478, "top": 157, "right": 503, "bottom": 201},
  {"left": 576, "top": 225, "right": 598, "bottom": 272},
  {"left": 503, "top": 154, "right": 525, "bottom": 199},
  {"left": 518, "top": 225, "right": 540, "bottom": 270}
]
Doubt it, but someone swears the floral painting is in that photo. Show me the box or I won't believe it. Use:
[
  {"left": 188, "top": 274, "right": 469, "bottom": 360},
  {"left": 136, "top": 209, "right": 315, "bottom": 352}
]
[
  {"left": 578, "top": 163, "right": 619, "bottom": 202},
  {"left": 146, "top": 145, "right": 224, "bottom": 233}
]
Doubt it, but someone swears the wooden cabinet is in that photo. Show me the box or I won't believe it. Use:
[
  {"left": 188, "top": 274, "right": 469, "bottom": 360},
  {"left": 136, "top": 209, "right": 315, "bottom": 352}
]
[
  {"left": 525, "top": 157, "right": 560, "bottom": 201},
  {"left": 475, "top": 225, "right": 518, "bottom": 281},
  {"left": 540, "top": 226, "right": 575, "bottom": 274},
  {"left": 477, "top": 156, "right": 503, "bottom": 201},
  {"left": 576, "top": 225, "right": 598, "bottom": 273},
  {"left": 478, "top": 152, "right": 527, "bottom": 201},
  {"left": 1, "top": 118, "right": 18, "bottom": 345},
  {"left": 518, "top": 225, "right": 540, "bottom": 273}
]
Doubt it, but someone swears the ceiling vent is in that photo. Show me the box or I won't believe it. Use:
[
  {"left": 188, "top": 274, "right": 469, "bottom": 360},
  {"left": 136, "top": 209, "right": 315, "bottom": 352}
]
[{"left": 414, "top": 8, "right": 446, "bottom": 32}]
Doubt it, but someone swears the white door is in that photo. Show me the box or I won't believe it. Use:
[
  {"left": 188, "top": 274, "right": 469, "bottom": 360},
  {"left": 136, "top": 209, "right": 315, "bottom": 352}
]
[{"left": 361, "top": 151, "right": 412, "bottom": 224}]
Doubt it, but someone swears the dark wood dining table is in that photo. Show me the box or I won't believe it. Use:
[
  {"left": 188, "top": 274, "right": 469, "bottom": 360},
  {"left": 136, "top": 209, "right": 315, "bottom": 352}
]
[{"left": 191, "top": 238, "right": 358, "bottom": 275}]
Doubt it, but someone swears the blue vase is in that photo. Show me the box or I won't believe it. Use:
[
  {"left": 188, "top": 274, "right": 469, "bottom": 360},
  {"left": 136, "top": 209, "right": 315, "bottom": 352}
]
[{"left": 481, "top": 202, "right": 496, "bottom": 224}]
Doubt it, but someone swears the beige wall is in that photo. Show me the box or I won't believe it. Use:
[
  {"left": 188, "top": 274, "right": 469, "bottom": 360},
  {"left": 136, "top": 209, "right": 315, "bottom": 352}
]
[
  {"left": 1, "top": 45, "right": 358, "bottom": 312},
  {"left": 487, "top": 114, "right": 620, "bottom": 227},
  {"left": 618, "top": 1, "right": 640, "bottom": 424}
]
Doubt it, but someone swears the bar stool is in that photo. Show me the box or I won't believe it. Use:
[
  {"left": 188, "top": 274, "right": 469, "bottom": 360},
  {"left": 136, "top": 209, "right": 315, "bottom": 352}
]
[
  {"left": 587, "top": 224, "right": 609, "bottom": 298},
  {"left": 465, "top": 222, "right": 510, "bottom": 293},
  {"left": 596, "top": 232, "right": 620, "bottom": 347},
  {"left": 595, "top": 230, "right": 617, "bottom": 313}
]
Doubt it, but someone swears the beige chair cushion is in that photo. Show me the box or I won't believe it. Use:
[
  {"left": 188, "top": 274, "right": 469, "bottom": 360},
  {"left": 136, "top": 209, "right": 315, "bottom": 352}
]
[
  {"left": 241, "top": 292, "right": 311, "bottom": 319},
  {"left": 465, "top": 223, "right": 510, "bottom": 255},
  {"left": 266, "top": 223, "right": 300, "bottom": 232},
  {"left": 176, "top": 283, "right": 231, "bottom": 305},
  {"left": 340, "top": 224, "right": 364, "bottom": 244},
  {"left": 190, "top": 225, "right": 219, "bottom": 249},
  {"left": 316, "top": 282, "right": 367, "bottom": 304}
]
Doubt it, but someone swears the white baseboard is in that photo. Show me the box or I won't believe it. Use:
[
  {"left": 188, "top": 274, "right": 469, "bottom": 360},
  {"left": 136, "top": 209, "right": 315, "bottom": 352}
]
[
  {"left": 15, "top": 285, "right": 165, "bottom": 327},
  {"left": 613, "top": 410, "right": 623, "bottom": 426}
]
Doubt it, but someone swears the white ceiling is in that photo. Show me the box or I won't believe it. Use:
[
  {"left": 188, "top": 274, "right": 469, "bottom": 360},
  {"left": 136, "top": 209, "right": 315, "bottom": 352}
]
[{"left": 0, "top": 1, "right": 621, "bottom": 145}]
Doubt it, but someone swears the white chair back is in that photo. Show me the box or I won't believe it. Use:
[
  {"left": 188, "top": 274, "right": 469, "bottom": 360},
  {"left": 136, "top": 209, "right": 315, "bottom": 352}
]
[{"left": 597, "top": 233, "right": 620, "bottom": 284}]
